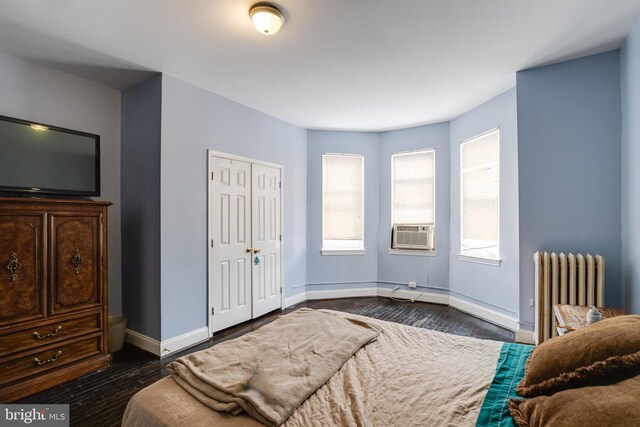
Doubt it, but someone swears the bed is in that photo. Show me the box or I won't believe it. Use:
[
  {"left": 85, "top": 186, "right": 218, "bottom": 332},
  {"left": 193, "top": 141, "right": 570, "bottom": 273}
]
[{"left": 122, "top": 309, "right": 531, "bottom": 427}]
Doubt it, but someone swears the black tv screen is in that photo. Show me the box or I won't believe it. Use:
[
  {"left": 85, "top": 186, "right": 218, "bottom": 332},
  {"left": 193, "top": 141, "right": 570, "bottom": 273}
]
[{"left": 0, "top": 115, "right": 100, "bottom": 197}]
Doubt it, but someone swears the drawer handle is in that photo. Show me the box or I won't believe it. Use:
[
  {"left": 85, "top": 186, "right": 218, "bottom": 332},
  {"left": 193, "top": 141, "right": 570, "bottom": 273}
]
[
  {"left": 33, "top": 350, "right": 63, "bottom": 366},
  {"left": 6, "top": 252, "right": 22, "bottom": 282},
  {"left": 32, "top": 325, "right": 63, "bottom": 340},
  {"left": 71, "top": 249, "right": 83, "bottom": 274}
]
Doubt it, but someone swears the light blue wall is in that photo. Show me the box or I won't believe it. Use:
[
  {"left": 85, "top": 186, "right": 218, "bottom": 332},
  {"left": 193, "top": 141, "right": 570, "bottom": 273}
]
[
  {"left": 449, "top": 88, "right": 519, "bottom": 317},
  {"left": 622, "top": 18, "right": 640, "bottom": 314},
  {"left": 305, "top": 131, "right": 379, "bottom": 292},
  {"left": 121, "top": 75, "right": 162, "bottom": 340},
  {"left": 0, "top": 51, "right": 123, "bottom": 316},
  {"left": 5, "top": 40, "right": 631, "bottom": 346},
  {"left": 160, "top": 75, "right": 307, "bottom": 340},
  {"left": 517, "top": 51, "right": 623, "bottom": 326},
  {"left": 377, "top": 123, "right": 450, "bottom": 293}
]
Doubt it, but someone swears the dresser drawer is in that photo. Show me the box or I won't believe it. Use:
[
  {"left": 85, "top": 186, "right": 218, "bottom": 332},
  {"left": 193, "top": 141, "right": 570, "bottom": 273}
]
[
  {"left": 0, "top": 312, "right": 101, "bottom": 358},
  {"left": 0, "top": 335, "right": 102, "bottom": 385}
]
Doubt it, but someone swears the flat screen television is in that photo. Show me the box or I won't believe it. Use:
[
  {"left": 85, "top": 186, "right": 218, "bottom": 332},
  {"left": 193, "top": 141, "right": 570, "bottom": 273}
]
[{"left": 0, "top": 115, "right": 100, "bottom": 197}]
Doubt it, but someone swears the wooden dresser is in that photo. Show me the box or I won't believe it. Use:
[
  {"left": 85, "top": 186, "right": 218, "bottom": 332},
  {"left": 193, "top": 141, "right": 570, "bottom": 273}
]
[{"left": 0, "top": 197, "right": 112, "bottom": 402}]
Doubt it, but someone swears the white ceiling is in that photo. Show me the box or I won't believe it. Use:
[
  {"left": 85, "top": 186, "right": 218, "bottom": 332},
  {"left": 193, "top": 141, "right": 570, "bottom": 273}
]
[{"left": 0, "top": 0, "right": 639, "bottom": 131}]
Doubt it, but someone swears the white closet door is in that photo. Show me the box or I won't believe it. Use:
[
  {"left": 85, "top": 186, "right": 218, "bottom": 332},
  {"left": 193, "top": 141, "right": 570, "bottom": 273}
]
[
  {"left": 251, "top": 163, "right": 282, "bottom": 318},
  {"left": 210, "top": 156, "right": 252, "bottom": 332}
]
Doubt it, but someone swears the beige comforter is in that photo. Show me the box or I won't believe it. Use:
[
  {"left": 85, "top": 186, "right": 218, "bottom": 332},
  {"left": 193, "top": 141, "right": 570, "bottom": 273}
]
[
  {"left": 122, "top": 310, "right": 502, "bottom": 427},
  {"left": 167, "top": 308, "right": 381, "bottom": 426}
]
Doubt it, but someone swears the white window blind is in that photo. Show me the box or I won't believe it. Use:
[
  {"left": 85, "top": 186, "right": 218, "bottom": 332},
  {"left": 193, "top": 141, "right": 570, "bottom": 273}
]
[
  {"left": 392, "top": 150, "right": 435, "bottom": 225},
  {"left": 322, "top": 154, "right": 364, "bottom": 250},
  {"left": 461, "top": 129, "right": 500, "bottom": 260}
]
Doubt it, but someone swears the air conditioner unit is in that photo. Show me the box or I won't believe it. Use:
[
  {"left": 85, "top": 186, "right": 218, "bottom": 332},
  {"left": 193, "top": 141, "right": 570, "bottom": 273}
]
[{"left": 392, "top": 224, "right": 435, "bottom": 250}]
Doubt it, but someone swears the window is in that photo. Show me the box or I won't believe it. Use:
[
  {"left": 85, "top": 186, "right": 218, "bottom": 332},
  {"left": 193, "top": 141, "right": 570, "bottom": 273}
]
[
  {"left": 322, "top": 154, "right": 364, "bottom": 253},
  {"left": 460, "top": 129, "right": 500, "bottom": 260},
  {"left": 391, "top": 150, "right": 435, "bottom": 225}
]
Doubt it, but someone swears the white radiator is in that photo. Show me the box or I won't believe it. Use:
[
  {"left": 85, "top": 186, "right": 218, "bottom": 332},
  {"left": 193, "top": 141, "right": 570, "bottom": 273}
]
[{"left": 533, "top": 251, "right": 604, "bottom": 344}]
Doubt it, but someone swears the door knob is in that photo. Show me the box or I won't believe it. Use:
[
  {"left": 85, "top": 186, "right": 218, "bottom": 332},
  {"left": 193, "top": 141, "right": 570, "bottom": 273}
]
[
  {"left": 253, "top": 249, "right": 261, "bottom": 254},
  {"left": 246, "top": 247, "right": 253, "bottom": 253}
]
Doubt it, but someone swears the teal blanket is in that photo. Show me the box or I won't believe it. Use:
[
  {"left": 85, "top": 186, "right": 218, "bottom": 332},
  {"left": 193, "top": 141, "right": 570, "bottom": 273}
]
[{"left": 476, "top": 342, "right": 533, "bottom": 427}]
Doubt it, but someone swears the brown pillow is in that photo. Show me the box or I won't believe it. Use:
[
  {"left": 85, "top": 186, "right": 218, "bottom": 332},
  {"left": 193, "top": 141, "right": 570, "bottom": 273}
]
[
  {"left": 516, "top": 315, "right": 640, "bottom": 397},
  {"left": 509, "top": 375, "right": 640, "bottom": 427}
]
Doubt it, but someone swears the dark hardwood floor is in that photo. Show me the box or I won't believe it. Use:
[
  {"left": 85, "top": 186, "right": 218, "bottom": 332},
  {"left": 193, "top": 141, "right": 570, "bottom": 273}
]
[{"left": 18, "top": 297, "right": 514, "bottom": 426}]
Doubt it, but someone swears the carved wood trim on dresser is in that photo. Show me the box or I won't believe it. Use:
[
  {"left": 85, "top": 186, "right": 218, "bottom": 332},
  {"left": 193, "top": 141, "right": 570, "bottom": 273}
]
[{"left": 0, "top": 197, "right": 112, "bottom": 402}]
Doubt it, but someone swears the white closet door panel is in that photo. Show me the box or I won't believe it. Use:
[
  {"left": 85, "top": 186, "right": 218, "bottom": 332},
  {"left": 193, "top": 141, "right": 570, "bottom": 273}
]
[
  {"left": 210, "top": 156, "right": 252, "bottom": 332},
  {"left": 251, "top": 163, "right": 281, "bottom": 318}
]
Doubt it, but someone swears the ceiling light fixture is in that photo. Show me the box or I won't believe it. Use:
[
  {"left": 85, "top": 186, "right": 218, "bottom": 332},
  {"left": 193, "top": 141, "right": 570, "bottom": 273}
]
[
  {"left": 249, "top": 4, "right": 285, "bottom": 35},
  {"left": 30, "top": 124, "right": 48, "bottom": 131}
]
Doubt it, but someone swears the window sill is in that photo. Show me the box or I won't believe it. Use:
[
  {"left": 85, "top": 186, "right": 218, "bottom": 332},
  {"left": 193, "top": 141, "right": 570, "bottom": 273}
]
[
  {"left": 457, "top": 254, "right": 502, "bottom": 267},
  {"left": 321, "top": 249, "right": 366, "bottom": 256},
  {"left": 388, "top": 248, "right": 437, "bottom": 257}
]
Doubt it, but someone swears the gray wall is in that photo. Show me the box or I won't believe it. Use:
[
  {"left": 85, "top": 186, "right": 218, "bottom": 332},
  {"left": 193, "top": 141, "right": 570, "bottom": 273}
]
[
  {"left": 306, "top": 131, "right": 380, "bottom": 292},
  {"left": 377, "top": 123, "right": 451, "bottom": 293},
  {"left": 0, "top": 51, "right": 123, "bottom": 315},
  {"left": 622, "top": 18, "right": 640, "bottom": 314},
  {"left": 121, "top": 75, "right": 162, "bottom": 340},
  {"left": 517, "top": 51, "right": 623, "bottom": 327},
  {"left": 449, "top": 88, "right": 519, "bottom": 317},
  {"left": 160, "top": 75, "right": 307, "bottom": 340}
]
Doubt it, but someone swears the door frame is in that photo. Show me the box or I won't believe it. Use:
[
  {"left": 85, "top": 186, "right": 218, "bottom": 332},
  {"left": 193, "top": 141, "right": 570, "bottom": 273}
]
[{"left": 207, "top": 150, "right": 285, "bottom": 337}]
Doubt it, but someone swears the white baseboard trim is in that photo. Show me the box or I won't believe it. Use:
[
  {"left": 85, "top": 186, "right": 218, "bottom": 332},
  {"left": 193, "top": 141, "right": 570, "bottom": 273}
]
[
  {"left": 160, "top": 327, "right": 210, "bottom": 356},
  {"left": 302, "top": 285, "right": 518, "bottom": 332},
  {"left": 125, "top": 328, "right": 160, "bottom": 356},
  {"left": 306, "top": 287, "right": 378, "bottom": 300},
  {"left": 284, "top": 291, "right": 307, "bottom": 308},
  {"left": 448, "top": 295, "right": 519, "bottom": 332},
  {"left": 516, "top": 328, "right": 535, "bottom": 345},
  {"left": 376, "top": 287, "right": 449, "bottom": 305},
  {"left": 127, "top": 287, "right": 523, "bottom": 357},
  {"left": 125, "top": 326, "right": 210, "bottom": 357}
]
